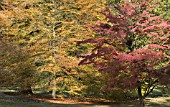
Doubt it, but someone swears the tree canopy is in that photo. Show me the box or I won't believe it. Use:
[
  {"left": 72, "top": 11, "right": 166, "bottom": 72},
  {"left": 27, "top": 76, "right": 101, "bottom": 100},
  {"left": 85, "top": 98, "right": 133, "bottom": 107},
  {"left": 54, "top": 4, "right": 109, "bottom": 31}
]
[
  {"left": 0, "top": 0, "right": 169, "bottom": 105},
  {"left": 78, "top": 0, "right": 170, "bottom": 106}
]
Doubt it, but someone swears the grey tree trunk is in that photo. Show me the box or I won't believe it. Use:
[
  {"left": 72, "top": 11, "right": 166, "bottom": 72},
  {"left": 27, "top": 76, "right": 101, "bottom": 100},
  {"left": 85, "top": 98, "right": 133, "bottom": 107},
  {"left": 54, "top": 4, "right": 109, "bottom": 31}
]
[{"left": 52, "top": 79, "right": 57, "bottom": 99}]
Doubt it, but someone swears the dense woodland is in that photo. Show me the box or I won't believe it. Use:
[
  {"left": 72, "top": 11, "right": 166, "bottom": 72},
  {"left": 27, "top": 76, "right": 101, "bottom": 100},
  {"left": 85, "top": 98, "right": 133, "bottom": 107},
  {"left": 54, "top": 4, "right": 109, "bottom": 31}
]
[{"left": 0, "top": 0, "right": 169, "bottom": 107}]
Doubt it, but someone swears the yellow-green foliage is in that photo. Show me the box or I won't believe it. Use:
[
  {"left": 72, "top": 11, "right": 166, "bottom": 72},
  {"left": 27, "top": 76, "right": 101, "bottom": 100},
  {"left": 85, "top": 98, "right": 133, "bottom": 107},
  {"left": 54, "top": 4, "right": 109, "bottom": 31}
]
[
  {"left": 0, "top": 0, "right": 107, "bottom": 97},
  {"left": 0, "top": 40, "right": 36, "bottom": 90}
]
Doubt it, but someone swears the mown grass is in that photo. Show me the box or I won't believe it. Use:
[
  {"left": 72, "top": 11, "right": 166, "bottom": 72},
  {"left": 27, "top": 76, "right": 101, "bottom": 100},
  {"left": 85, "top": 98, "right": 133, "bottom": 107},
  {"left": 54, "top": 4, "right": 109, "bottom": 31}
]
[
  {"left": 0, "top": 87, "right": 169, "bottom": 107},
  {"left": 0, "top": 95, "right": 170, "bottom": 107}
]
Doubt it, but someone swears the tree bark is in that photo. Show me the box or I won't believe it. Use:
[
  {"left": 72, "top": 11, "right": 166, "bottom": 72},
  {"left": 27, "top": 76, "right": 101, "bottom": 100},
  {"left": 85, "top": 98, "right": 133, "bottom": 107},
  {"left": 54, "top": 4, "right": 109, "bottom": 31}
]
[
  {"left": 52, "top": 79, "right": 57, "bottom": 99},
  {"left": 20, "top": 86, "right": 33, "bottom": 95},
  {"left": 138, "top": 83, "right": 145, "bottom": 107},
  {"left": 139, "top": 97, "right": 145, "bottom": 107}
]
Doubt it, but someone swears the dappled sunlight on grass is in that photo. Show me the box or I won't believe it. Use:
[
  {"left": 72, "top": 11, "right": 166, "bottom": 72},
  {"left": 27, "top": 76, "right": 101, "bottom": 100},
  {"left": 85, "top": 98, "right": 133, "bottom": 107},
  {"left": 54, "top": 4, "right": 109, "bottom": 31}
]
[
  {"left": 0, "top": 89, "right": 170, "bottom": 107},
  {"left": 0, "top": 97, "right": 170, "bottom": 107},
  {"left": 145, "top": 97, "right": 170, "bottom": 107}
]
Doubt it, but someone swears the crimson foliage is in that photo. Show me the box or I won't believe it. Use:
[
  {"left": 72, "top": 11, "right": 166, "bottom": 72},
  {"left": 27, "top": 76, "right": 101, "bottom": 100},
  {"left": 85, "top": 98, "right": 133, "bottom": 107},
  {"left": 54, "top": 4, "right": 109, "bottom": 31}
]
[{"left": 78, "top": 0, "right": 170, "bottom": 104}]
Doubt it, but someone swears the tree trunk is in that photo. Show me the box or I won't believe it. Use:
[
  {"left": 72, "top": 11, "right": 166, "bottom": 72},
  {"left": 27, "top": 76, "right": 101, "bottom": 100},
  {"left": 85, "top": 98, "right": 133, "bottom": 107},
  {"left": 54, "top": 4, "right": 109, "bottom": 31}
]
[
  {"left": 52, "top": 79, "right": 57, "bottom": 99},
  {"left": 139, "top": 97, "right": 145, "bottom": 107},
  {"left": 52, "top": 89, "right": 56, "bottom": 99},
  {"left": 20, "top": 86, "right": 33, "bottom": 95},
  {"left": 138, "top": 84, "right": 145, "bottom": 107}
]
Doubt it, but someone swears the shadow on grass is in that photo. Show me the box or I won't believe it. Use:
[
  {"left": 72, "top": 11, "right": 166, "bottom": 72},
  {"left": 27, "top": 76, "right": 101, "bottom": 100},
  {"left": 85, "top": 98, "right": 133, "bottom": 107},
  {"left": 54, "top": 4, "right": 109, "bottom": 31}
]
[
  {"left": 0, "top": 91, "right": 170, "bottom": 107},
  {"left": 0, "top": 92, "right": 135, "bottom": 107},
  {"left": 0, "top": 97, "right": 170, "bottom": 107}
]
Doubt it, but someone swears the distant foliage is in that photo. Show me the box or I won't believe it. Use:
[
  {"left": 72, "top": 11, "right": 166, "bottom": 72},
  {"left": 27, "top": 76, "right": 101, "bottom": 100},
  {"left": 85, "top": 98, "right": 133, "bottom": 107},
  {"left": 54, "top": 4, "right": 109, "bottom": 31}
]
[{"left": 0, "top": 40, "right": 36, "bottom": 90}]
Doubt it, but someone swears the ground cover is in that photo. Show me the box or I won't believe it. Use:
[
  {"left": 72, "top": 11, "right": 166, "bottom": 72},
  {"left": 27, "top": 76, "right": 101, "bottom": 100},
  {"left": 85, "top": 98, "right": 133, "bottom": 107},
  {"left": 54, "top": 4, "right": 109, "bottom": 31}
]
[{"left": 0, "top": 91, "right": 169, "bottom": 107}]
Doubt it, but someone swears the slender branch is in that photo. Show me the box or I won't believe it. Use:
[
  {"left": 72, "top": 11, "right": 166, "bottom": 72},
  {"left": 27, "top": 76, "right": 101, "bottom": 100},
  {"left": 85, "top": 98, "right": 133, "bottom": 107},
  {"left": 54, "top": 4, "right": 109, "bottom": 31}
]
[{"left": 144, "top": 79, "right": 158, "bottom": 97}]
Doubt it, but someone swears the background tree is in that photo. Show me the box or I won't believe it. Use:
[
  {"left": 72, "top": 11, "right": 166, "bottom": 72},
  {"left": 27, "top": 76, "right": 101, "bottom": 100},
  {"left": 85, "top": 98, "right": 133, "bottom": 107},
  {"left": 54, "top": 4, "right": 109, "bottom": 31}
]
[
  {"left": 78, "top": 0, "right": 170, "bottom": 106},
  {"left": 0, "top": 0, "right": 38, "bottom": 94},
  {"left": 0, "top": 0, "right": 107, "bottom": 98},
  {"left": 0, "top": 40, "right": 36, "bottom": 94},
  {"left": 153, "top": 0, "right": 170, "bottom": 20}
]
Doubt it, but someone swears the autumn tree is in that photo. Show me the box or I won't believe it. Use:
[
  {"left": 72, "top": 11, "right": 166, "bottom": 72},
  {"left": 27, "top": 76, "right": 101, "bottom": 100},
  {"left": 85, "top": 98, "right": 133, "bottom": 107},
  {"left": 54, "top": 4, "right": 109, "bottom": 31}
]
[
  {"left": 29, "top": 0, "right": 106, "bottom": 99},
  {"left": 0, "top": 0, "right": 107, "bottom": 98},
  {"left": 0, "top": 40, "right": 36, "bottom": 94},
  {"left": 78, "top": 0, "right": 170, "bottom": 106},
  {"left": 153, "top": 0, "right": 170, "bottom": 20},
  {"left": 0, "top": 0, "right": 39, "bottom": 94}
]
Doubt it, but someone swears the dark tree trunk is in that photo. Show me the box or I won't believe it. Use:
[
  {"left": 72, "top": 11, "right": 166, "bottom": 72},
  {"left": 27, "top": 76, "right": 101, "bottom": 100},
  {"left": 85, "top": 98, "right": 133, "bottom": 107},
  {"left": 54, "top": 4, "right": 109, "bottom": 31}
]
[
  {"left": 139, "top": 97, "right": 145, "bottom": 107},
  {"left": 138, "top": 84, "right": 145, "bottom": 107},
  {"left": 19, "top": 86, "right": 33, "bottom": 95}
]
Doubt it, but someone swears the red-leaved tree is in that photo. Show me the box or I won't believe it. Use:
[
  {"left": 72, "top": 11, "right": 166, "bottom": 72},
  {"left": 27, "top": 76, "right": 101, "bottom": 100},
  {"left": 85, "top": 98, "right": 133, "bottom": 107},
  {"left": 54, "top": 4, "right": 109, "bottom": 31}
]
[{"left": 78, "top": 0, "right": 170, "bottom": 107}]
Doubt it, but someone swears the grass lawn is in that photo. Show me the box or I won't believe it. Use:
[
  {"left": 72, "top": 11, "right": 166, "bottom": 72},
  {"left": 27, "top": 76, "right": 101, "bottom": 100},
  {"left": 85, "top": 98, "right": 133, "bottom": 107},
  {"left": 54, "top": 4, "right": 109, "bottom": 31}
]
[
  {"left": 0, "top": 93, "right": 169, "bottom": 107},
  {"left": 0, "top": 88, "right": 169, "bottom": 107},
  {"left": 0, "top": 99, "right": 170, "bottom": 107}
]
